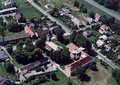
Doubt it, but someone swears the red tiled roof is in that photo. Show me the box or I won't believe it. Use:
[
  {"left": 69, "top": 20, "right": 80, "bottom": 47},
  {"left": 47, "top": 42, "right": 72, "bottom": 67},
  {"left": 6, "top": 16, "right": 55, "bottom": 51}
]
[
  {"left": 65, "top": 51, "right": 93, "bottom": 71},
  {"left": 24, "top": 25, "right": 35, "bottom": 37},
  {"left": 95, "top": 13, "right": 101, "bottom": 20},
  {"left": 67, "top": 43, "right": 79, "bottom": 51}
]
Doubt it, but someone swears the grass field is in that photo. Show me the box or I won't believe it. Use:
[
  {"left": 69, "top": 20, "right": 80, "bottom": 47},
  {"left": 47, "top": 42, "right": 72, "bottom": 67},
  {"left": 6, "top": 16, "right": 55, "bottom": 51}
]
[
  {"left": 0, "top": 0, "right": 7, "bottom": 9},
  {"left": 86, "top": 61, "right": 111, "bottom": 85},
  {"left": 0, "top": 63, "right": 7, "bottom": 76},
  {"left": 11, "top": 59, "right": 23, "bottom": 68},
  {"left": 107, "top": 76, "right": 118, "bottom": 85},
  {"left": 11, "top": 0, "right": 40, "bottom": 19},
  {"left": 70, "top": 0, "right": 110, "bottom": 17},
  {"left": 71, "top": 59, "right": 117, "bottom": 85},
  {"left": 23, "top": 71, "right": 76, "bottom": 85}
]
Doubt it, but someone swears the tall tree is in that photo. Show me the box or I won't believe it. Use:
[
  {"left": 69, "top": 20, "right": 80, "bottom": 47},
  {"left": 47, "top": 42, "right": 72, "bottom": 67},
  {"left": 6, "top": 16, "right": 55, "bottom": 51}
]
[
  {"left": 4, "top": 62, "right": 15, "bottom": 74},
  {"left": 70, "top": 31, "right": 77, "bottom": 43},
  {"left": 61, "top": 48, "right": 70, "bottom": 61}
]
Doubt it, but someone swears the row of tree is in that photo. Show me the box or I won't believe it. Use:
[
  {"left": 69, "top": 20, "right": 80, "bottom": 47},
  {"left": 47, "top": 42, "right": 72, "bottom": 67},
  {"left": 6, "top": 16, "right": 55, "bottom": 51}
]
[
  {"left": 74, "top": 1, "right": 88, "bottom": 13},
  {"left": 7, "top": 39, "right": 43, "bottom": 65},
  {"left": 48, "top": 48, "right": 72, "bottom": 65},
  {"left": 112, "top": 69, "right": 120, "bottom": 85},
  {"left": 71, "top": 62, "right": 98, "bottom": 82},
  {"left": 94, "top": 0, "right": 120, "bottom": 11},
  {"left": 70, "top": 31, "right": 92, "bottom": 51}
]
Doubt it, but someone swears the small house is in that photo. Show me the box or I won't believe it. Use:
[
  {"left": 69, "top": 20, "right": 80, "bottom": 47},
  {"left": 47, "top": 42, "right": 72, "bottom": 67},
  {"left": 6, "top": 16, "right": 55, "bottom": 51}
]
[
  {"left": 83, "top": 31, "right": 92, "bottom": 37},
  {"left": 45, "top": 42, "right": 62, "bottom": 52},
  {"left": 0, "top": 47, "right": 9, "bottom": 61},
  {"left": 99, "top": 25, "right": 109, "bottom": 34},
  {"left": 99, "top": 35, "right": 108, "bottom": 41},
  {"left": 94, "top": 13, "right": 101, "bottom": 22},
  {"left": 67, "top": 43, "right": 85, "bottom": 59},
  {"left": 24, "top": 24, "right": 35, "bottom": 37},
  {"left": 96, "top": 39, "right": 105, "bottom": 47}
]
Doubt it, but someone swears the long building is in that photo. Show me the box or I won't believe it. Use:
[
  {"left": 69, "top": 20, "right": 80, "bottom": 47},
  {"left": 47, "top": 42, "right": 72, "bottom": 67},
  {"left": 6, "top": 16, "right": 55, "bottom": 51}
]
[{"left": 0, "top": 7, "right": 17, "bottom": 15}]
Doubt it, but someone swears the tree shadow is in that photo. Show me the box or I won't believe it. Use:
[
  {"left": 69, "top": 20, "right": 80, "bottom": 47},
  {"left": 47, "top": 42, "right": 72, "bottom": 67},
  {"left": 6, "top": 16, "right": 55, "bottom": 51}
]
[
  {"left": 78, "top": 73, "right": 91, "bottom": 82},
  {"left": 87, "top": 49, "right": 98, "bottom": 57},
  {"left": 58, "top": 59, "right": 74, "bottom": 65}
]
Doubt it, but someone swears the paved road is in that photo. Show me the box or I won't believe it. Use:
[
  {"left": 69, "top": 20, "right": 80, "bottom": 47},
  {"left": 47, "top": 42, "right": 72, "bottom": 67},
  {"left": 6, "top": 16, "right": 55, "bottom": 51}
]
[
  {"left": 27, "top": 0, "right": 71, "bottom": 35},
  {"left": 85, "top": 0, "right": 120, "bottom": 21},
  {"left": 92, "top": 45, "right": 118, "bottom": 69}
]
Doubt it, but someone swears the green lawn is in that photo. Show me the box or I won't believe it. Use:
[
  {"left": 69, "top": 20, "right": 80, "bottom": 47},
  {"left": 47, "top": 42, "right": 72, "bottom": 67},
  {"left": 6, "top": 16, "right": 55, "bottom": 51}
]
[
  {"left": 0, "top": 0, "right": 7, "bottom": 9},
  {"left": 0, "top": 62, "right": 7, "bottom": 76},
  {"left": 113, "top": 34, "right": 120, "bottom": 41},
  {"left": 70, "top": 0, "right": 110, "bottom": 17},
  {"left": 52, "top": 39, "right": 66, "bottom": 48},
  {"left": 107, "top": 76, "right": 118, "bottom": 85},
  {"left": 11, "top": 59, "right": 23, "bottom": 68},
  {"left": 23, "top": 71, "right": 71, "bottom": 85},
  {"left": 11, "top": 0, "right": 40, "bottom": 19}
]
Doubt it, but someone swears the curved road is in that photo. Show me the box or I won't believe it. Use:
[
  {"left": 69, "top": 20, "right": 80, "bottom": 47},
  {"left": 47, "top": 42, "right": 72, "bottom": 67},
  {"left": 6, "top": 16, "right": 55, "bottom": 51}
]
[{"left": 85, "top": 0, "right": 120, "bottom": 21}]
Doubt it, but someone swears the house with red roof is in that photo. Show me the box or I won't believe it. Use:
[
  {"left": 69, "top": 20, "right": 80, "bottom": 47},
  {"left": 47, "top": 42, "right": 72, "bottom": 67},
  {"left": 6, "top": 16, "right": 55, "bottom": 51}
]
[
  {"left": 96, "top": 39, "right": 105, "bottom": 47},
  {"left": 64, "top": 43, "right": 94, "bottom": 76},
  {"left": 94, "top": 13, "right": 101, "bottom": 22},
  {"left": 24, "top": 24, "right": 35, "bottom": 37},
  {"left": 64, "top": 51, "right": 93, "bottom": 76},
  {"left": 98, "top": 25, "right": 109, "bottom": 34},
  {"left": 67, "top": 43, "right": 85, "bottom": 59}
]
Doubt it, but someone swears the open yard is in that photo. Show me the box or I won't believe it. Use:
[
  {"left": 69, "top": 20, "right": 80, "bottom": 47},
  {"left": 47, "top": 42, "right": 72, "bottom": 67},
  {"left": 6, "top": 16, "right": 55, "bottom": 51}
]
[
  {"left": 71, "top": 60, "right": 117, "bottom": 85},
  {"left": 23, "top": 71, "right": 76, "bottom": 85},
  {"left": 86, "top": 61, "right": 115, "bottom": 85},
  {"left": 11, "top": 0, "right": 40, "bottom": 19},
  {"left": 0, "top": 0, "right": 7, "bottom": 9},
  {"left": 0, "top": 62, "right": 7, "bottom": 76}
]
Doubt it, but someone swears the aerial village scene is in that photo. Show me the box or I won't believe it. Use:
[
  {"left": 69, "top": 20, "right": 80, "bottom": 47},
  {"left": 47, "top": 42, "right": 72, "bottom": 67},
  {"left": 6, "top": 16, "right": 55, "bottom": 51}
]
[{"left": 0, "top": 0, "right": 120, "bottom": 85}]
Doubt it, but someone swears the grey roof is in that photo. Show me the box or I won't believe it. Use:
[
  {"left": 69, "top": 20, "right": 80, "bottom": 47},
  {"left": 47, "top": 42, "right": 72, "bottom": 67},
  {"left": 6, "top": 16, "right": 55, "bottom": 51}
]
[
  {"left": 0, "top": 49, "right": 9, "bottom": 60},
  {"left": 0, "top": 76, "right": 10, "bottom": 85},
  {"left": 14, "top": 13, "right": 22, "bottom": 20},
  {"left": 0, "top": 36, "right": 4, "bottom": 44},
  {"left": 4, "top": 33, "right": 30, "bottom": 42},
  {"left": 37, "top": 29, "right": 50, "bottom": 37}
]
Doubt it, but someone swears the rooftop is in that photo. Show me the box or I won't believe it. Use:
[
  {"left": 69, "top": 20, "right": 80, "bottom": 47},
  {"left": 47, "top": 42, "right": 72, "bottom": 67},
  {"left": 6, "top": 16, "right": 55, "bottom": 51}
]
[
  {"left": 95, "top": 13, "right": 101, "bottom": 20},
  {"left": 67, "top": 43, "right": 79, "bottom": 51},
  {"left": 0, "top": 48, "right": 9, "bottom": 61},
  {"left": 0, "top": 7, "right": 17, "bottom": 13},
  {"left": 36, "top": 29, "right": 50, "bottom": 37},
  {"left": 20, "top": 58, "right": 48, "bottom": 72},
  {"left": 24, "top": 25, "right": 35, "bottom": 37},
  {"left": 65, "top": 51, "right": 93, "bottom": 72},
  {"left": 45, "top": 42, "right": 62, "bottom": 51},
  {"left": 96, "top": 39, "right": 105, "bottom": 47},
  {"left": 14, "top": 13, "right": 22, "bottom": 20},
  {"left": 4, "top": 33, "right": 30, "bottom": 42}
]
